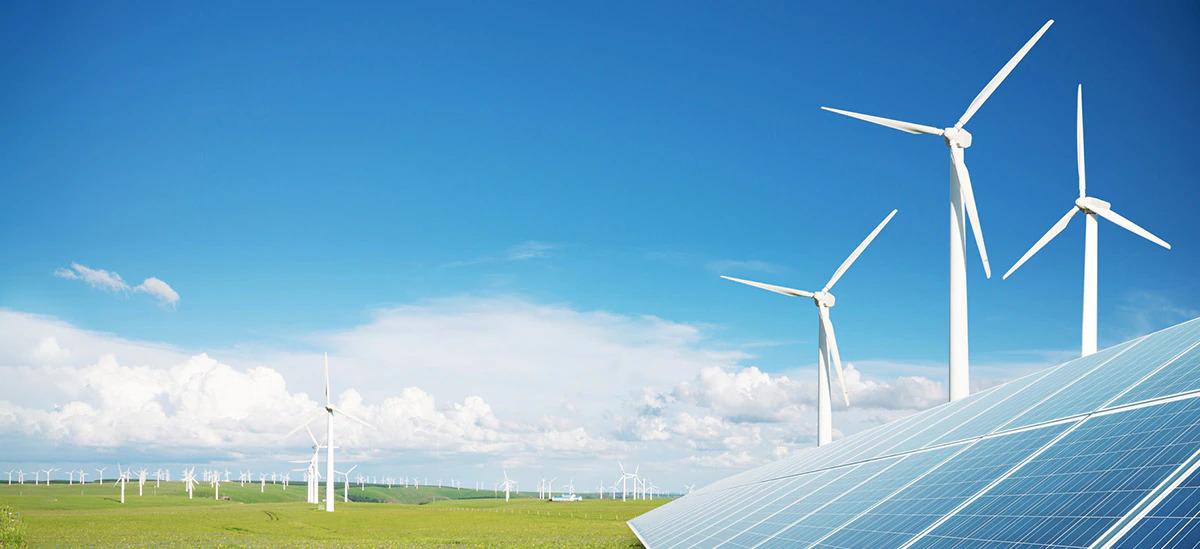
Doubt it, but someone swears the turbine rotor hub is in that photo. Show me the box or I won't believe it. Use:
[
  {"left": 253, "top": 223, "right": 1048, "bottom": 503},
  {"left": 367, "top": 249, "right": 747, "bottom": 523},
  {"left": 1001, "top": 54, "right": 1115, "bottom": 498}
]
[
  {"left": 943, "top": 127, "right": 972, "bottom": 149},
  {"left": 812, "top": 292, "right": 836, "bottom": 308},
  {"left": 1075, "top": 196, "right": 1110, "bottom": 214}
]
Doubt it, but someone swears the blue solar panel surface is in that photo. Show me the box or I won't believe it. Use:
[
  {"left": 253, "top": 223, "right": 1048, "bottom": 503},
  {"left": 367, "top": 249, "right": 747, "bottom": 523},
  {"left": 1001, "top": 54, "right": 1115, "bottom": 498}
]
[
  {"left": 628, "top": 317, "right": 1200, "bottom": 548},
  {"left": 1117, "top": 466, "right": 1200, "bottom": 548}
]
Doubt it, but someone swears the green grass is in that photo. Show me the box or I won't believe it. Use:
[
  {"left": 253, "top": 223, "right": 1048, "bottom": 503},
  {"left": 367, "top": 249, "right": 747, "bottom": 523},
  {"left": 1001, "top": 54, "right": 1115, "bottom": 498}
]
[{"left": 0, "top": 482, "right": 665, "bottom": 547}]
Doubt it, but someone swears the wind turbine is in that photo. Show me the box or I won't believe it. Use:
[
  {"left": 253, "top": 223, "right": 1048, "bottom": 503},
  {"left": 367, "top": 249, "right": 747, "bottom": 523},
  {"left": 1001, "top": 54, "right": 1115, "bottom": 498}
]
[
  {"left": 1003, "top": 85, "right": 1171, "bottom": 356},
  {"left": 722, "top": 209, "right": 897, "bottom": 445},
  {"left": 95, "top": 467, "right": 105, "bottom": 484},
  {"left": 822, "top": 19, "right": 1054, "bottom": 401},
  {"left": 286, "top": 353, "right": 373, "bottom": 512},
  {"left": 499, "top": 470, "right": 516, "bottom": 502},
  {"left": 616, "top": 462, "right": 638, "bottom": 502},
  {"left": 183, "top": 467, "right": 197, "bottom": 499},
  {"left": 338, "top": 465, "right": 357, "bottom": 503},
  {"left": 114, "top": 467, "right": 128, "bottom": 504},
  {"left": 5, "top": 469, "right": 12, "bottom": 485},
  {"left": 212, "top": 472, "right": 221, "bottom": 500}
]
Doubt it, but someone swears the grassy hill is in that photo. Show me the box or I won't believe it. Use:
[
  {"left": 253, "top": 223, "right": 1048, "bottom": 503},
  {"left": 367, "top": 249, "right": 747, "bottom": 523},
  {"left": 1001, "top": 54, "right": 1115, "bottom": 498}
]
[{"left": 0, "top": 482, "right": 667, "bottom": 547}]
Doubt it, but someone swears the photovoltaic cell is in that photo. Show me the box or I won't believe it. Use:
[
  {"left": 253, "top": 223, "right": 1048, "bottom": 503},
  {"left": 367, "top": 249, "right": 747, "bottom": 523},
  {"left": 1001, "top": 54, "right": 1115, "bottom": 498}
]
[
  {"left": 1009, "top": 319, "right": 1200, "bottom": 429},
  {"left": 1115, "top": 466, "right": 1200, "bottom": 548},
  {"left": 1114, "top": 336, "right": 1200, "bottom": 406},
  {"left": 913, "top": 397, "right": 1200, "bottom": 548},
  {"left": 713, "top": 458, "right": 897, "bottom": 547},
  {"left": 755, "top": 446, "right": 962, "bottom": 548},
  {"left": 932, "top": 339, "right": 1138, "bottom": 445},
  {"left": 815, "top": 422, "right": 1071, "bottom": 548}
]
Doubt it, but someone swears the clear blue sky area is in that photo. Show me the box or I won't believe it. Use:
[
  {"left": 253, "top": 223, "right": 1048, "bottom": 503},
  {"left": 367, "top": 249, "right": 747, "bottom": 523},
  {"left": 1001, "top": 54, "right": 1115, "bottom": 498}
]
[{"left": 2, "top": 1, "right": 1197, "bottom": 371}]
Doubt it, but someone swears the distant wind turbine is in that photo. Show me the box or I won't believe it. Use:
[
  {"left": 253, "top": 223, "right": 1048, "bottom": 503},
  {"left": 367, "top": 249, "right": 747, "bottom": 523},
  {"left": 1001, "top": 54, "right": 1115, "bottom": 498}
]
[
  {"left": 1003, "top": 85, "right": 1171, "bottom": 356},
  {"left": 822, "top": 19, "right": 1054, "bottom": 401},
  {"left": 722, "top": 209, "right": 898, "bottom": 445}
]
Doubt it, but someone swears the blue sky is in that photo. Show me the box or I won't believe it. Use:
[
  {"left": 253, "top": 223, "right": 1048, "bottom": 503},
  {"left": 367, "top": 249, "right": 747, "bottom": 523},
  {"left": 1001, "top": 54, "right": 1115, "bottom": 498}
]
[{"left": 1, "top": 2, "right": 1198, "bottom": 486}]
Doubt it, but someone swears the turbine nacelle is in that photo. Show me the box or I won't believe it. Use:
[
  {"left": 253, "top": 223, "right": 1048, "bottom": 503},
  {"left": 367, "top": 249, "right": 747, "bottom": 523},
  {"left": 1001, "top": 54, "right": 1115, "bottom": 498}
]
[
  {"left": 943, "top": 127, "right": 972, "bottom": 149},
  {"left": 1075, "top": 196, "right": 1110, "bottom": 214},
  {"left": 812, "top": 291, "right": 836, "bottom": 309}
]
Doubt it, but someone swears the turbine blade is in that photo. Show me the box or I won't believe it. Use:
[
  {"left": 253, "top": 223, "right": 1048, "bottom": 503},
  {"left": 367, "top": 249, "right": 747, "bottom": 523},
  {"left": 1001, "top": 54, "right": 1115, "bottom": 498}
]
[
  {"left": 824, "top": 209, "right": 898, "bottom": 292},
  {"left": 820, "top": 107, "right": 943, "bottom": 136},
  {"left": 720, "top": 276, "right": 813, "bottom": 298},
  {"left": 956, "top": 19, "right": 1054, "bottom": 128},
  {"left": 1003, "top": 207, "right": 1079, "bottom": 280},
  {"left": 284, "top": 411, "right": 325, "bottom": 441},
  {"left": 1092, "top": 205, "right": 1172, "bottom": 249},
  {"left": 819, "top": 308, "right": 849, "bottom": 406},
  {"left": 329, "top": 405, "right": 375, "bottom": 429},
  {"left": 323, "top": 353, "right": 331, "bottom": 406},
  {"left": 304, "top": 424, "right": 318, "bottom": 446},
  {"left": 1077, "top": 84, "right": 1086, "bottom": 198},
  {"left": 951, "top": 148, "right": 992, "bottom": 278}
]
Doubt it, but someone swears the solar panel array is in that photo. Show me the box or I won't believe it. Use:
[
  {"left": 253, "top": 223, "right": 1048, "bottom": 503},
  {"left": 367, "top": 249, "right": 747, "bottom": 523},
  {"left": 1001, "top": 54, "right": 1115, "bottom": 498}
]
[{"left": 629, "top": 317, "right": 1200, "bottom": 548}]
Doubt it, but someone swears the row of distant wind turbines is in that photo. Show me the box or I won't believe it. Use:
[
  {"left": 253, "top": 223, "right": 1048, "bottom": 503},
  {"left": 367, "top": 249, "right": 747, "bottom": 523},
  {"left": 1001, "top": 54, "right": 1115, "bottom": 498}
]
[{"left": 722, "top": 19, "right": 1172, "bottom": 447}]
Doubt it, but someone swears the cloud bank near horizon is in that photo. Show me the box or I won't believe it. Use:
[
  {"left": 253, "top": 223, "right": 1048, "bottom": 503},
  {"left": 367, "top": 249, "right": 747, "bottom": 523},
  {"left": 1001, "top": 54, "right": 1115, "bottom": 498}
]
[{"left": 0, "top": 299, "right": 1037, "bottom": 486}]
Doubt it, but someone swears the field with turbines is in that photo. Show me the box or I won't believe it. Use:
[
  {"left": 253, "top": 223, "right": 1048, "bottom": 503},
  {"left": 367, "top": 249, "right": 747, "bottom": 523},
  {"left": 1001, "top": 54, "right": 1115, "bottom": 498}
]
[{"left": 0, "top": 482, "right": 665, "bottom": 547}]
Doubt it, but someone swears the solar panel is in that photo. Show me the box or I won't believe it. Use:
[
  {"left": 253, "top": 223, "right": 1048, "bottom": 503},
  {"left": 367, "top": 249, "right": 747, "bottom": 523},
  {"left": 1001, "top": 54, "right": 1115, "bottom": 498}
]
[
  {"left": 1116, "top": 466, "right": 1200, "bottom": 548},
  {"left": 628, "top": 317, "right": 1200, "bottom": 548}
]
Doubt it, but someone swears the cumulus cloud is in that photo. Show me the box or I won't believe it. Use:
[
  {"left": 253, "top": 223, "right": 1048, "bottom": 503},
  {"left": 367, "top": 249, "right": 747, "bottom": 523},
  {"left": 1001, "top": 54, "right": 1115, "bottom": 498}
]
[
  {"left": 0, "top": 352, "right": 606, "bottom": 458},
  {"left": 0, "top": 299, "right": 1034, "bottom": 487},
  {"left": 53, "top": 263, "right": 180, "bottom": 306}
]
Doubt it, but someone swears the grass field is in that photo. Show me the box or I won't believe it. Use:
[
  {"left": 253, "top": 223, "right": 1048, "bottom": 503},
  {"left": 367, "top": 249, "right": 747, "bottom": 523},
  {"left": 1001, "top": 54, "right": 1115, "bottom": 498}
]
[{"left": 0, "top": 482, "right": 665, "bottom": 547}]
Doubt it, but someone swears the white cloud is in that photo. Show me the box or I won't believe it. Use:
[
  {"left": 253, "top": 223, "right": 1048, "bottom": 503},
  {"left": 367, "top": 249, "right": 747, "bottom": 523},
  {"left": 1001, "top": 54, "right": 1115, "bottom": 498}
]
[
  {"left": 0, "top": 299, "right": 1041, "bottom": 488},
  {"left": 504, "top": 241, "right": 558, "bottom": 261},
  {"left": 134, "top": 277, "right": 180, "bottom": 307},
  {"left": 442, "top": 241, "right": 560, "bottom": 268},
  {"left": 54, "top": 263, "right": 127, "bottom": 292},
  {"left": 53, "top": 263, "right": 180, "bottom": 307},
  {"left": 30, "top": 337, "right": 69, "bottom": 363}
]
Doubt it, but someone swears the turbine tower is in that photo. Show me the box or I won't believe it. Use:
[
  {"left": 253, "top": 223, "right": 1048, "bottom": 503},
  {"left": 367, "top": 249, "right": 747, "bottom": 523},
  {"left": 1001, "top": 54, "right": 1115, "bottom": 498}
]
[
  {"left": 722, "top": 209, "right": 897, "bottom": 446},
  {"left": 821, "top": 19, "right": 1053, "bottom": 401},
  {"left": 1003, "top": 85, "right": 1171, "bottom": 355}
]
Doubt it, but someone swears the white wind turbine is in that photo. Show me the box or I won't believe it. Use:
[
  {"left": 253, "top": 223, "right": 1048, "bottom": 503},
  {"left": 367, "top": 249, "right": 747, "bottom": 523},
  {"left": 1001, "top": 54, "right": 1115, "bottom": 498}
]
[
  {"left": 136, "top": 468, "right": 147, "bottom": 496},
  {"left": 78, "top": 470, "right": 87, "bottom": 484},
  {"left": 95, "top": 467, "right": 105, "bottom": 484},
  {"left": 616, "top": 462, "right": 638, "bottom": 502},
  {"left": 723, "top": 209, "right": 897, "bottom": 445},
  {"left": 212, "top": 472, "right": 221, "bottom": 500},
  {"left": 4, "top": 469, "right": 12, "bottom": 485},
  {"left": 115, "top": 465, "right": 129, "bottom": 503},
  {"left": 183, "top": 467, "right": 197, "bottom": 499},
  {"left": 43, "top": 468, "right": 57, "bottom": 485},
  {"left": 286, "top": 353, "right": 373, "bottom": 512},
  {"left": 337, "top": 465, "right": 357, "bottom": 503},
  {"left": 499, "top": 470, "right": 517, "bottom": 502},
  {"left": 822, "top": 19, "right": 1054, "bottom": 401},
  {"left": 1003, "top": 85, "right": 1171, "bottom": 356}
]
